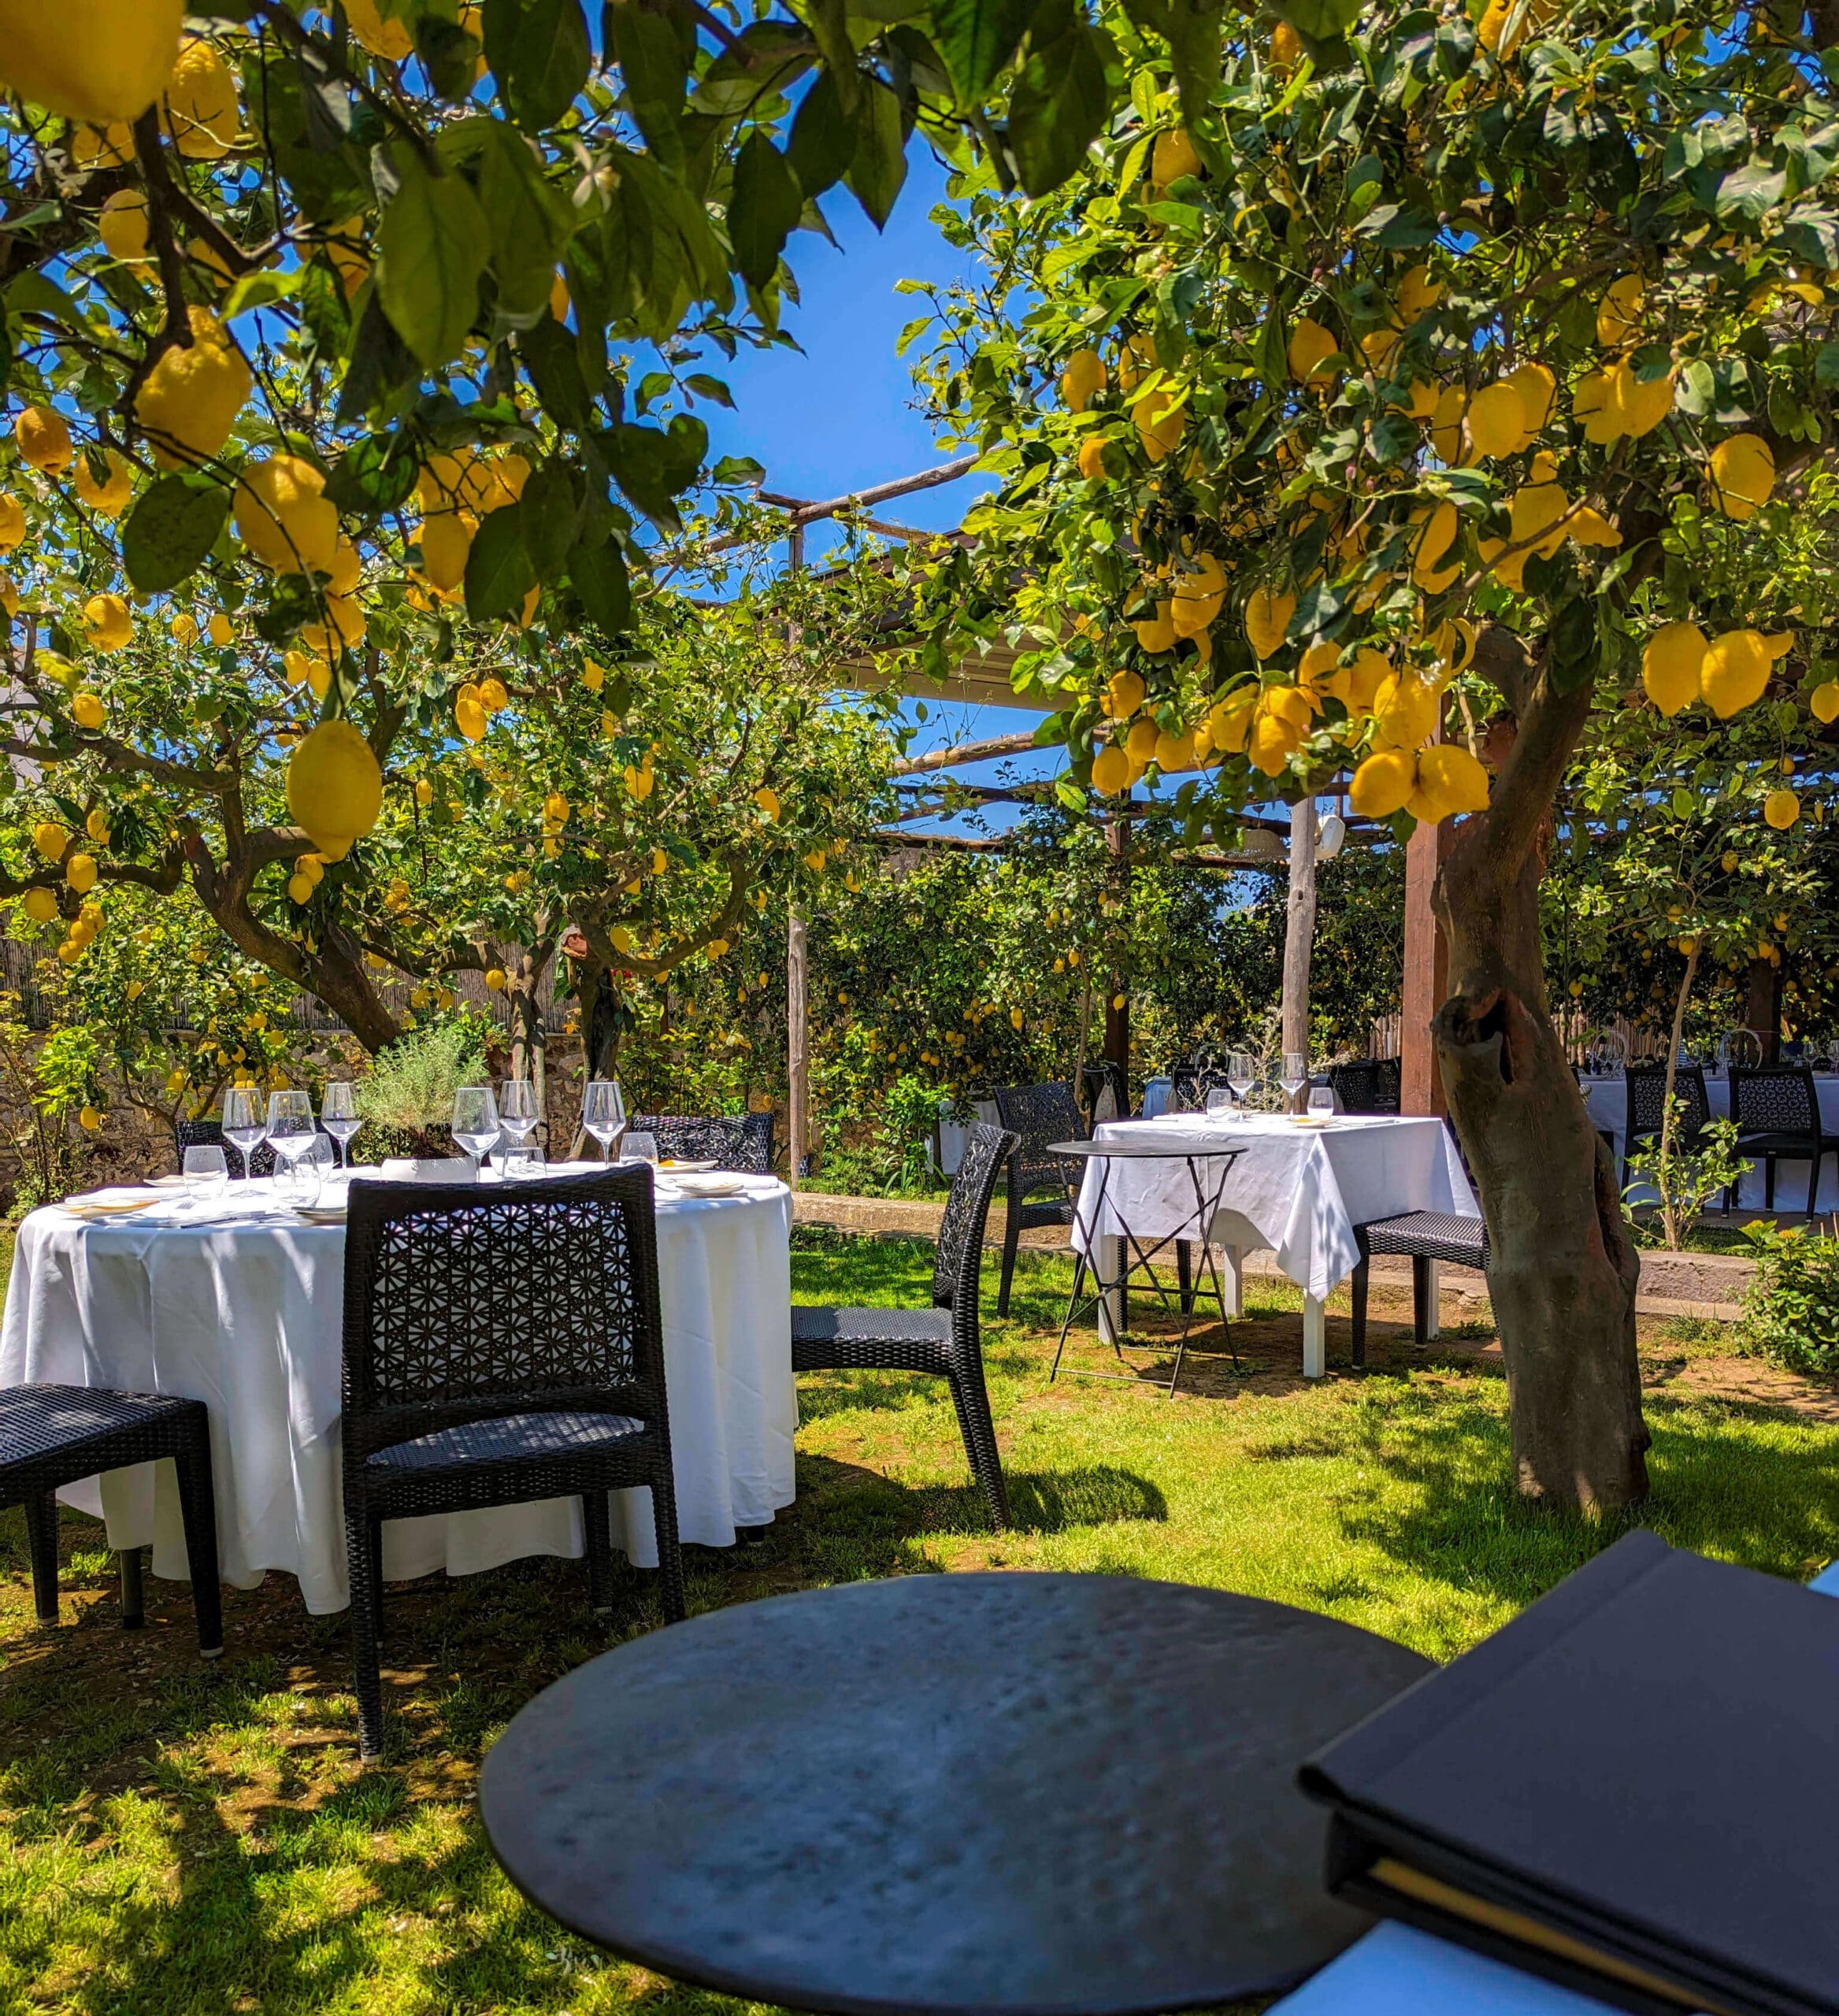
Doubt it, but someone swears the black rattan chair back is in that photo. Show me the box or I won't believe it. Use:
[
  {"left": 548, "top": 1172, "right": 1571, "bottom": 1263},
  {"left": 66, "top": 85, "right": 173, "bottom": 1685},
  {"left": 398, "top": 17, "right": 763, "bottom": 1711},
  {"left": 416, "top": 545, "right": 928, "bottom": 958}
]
[
  {"left": 176, "top": 1115, "right": 278, "bottom": 1180},
  {"left": 1732, "top": 1065, "right": 1819, "bottom": 1138},
  {"left": 992, "top": 1081, "right": 1085, "bottom": 1202},
  {"left": 632, "top": 1112, "right": 773, "bottom": 1172},
  {"left": 932, "top": 1122, "right": 1018, "bottom": 1313},
  {"left": 1329, "top": 1059, "right": 1401, "bottom": 1116},
  {"left": 340, "top": 1169, "right": 666, "bottom": 1466},
  {"left": 1627, "top": 1062, "right": 1711, "bottom": 1141}
]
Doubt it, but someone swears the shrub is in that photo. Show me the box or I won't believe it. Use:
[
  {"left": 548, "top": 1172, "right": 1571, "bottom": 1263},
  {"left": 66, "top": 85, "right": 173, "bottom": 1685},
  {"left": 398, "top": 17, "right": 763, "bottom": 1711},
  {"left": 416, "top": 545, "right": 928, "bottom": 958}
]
[
  {"left": 1623, "top": 1102, "right": 1752, "bottom": 1250},
  {"left": 1736, "top": 1220, "right": 1839, "bottom": 1378},
  {"left": 356, "top": 1017, "right": 487, "bottom": 1143}
]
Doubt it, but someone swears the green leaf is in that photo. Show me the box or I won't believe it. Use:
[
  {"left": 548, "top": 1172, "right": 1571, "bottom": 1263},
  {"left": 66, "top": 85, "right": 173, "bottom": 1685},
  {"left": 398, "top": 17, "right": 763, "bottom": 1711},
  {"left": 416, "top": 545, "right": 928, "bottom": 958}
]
[
  {"left": 324, "top": 432, "right": 421, "bottom": 517},
  {"left": 802, "top": 0, "right": 864, "bottom": 113},
  {"left": 602, "top": 414, "right": 706, "bottom": 528},
  {"left": 518, "top": 312, "right": 595, "bottom": 430},
  {"left": 376, "top": 149, "right": 490, "bottom": 369},
  {"left": 417, "top": 13, "right": 484, "bottom": 99},
  {"left": 926, "top": 0, "right": 1035, "bottom": 102},
  {"left": 476, "top": 120, "right": 570, "bottom": 322},
  {"left": 521, "top": 461, "right": 581, "bottom": 580},
  {"left": 484, "top": 0, "right": 591, "bottom": 131},
  {"left": 1274, "top": 0, "right": 1359, "bottom": 33},
  {"left": 336, "top": 289, "right": 422, "bottom": 424},
  {"left": 729, "top": 132, "right": 803, "bottom": 289},
  {"left": 1007, "top": 0, "right": 1117, "bottom": 199},
  {"left": 1165, "top": 0, "right": 1222, "bottom": 133},
  {"left": 843, "top": 77, "right": 908, "bottom": 229},
  {"left": 604, "top": 0, "right": 688, "bottom": 166},
  {"left": 569, "top": 536, "right": 632, "bottom": 634},
  {"left": 121, "top": 476, "right": 231, "bottom": 596},
  {"left": 220, "top": 267, "right": 301, "bottom": 321},
  {"left": 787, "top": 71, "right": 856, "bottom": 196},
  {"left": 464, "top": 504, "right": 538, "bottom": 621},
  {"left": 1715, "top": 158, "right": 1789, "bottom": 222}
]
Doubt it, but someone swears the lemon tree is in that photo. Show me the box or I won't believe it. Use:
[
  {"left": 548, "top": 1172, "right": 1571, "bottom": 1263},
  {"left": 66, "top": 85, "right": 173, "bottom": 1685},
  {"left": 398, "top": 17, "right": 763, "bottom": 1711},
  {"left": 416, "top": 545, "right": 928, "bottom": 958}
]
[{"left": 895, "top": 0, "right": 1839, "bottom": 1510}]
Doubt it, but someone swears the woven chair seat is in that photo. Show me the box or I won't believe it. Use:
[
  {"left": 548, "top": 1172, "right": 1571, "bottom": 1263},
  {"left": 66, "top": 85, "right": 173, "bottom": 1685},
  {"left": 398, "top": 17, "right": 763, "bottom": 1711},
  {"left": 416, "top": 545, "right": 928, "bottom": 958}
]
[
  {"left": 792, "top": 1305, "right": 951, "bottom": 1353},
  {"left": 1356, "top": 1211, "right": 1489, "bottom": 1266},
  {"left": 1733, "top": 1128, "right": 1824, "bottom": 1154},
  {"left": 1009, "top": 1198, "right": 1074, "bottom": 1232},
  {"left": 0, "top": 1384, "right": 200, "bottom": 1472},
  {"left": 365, "top": 1409, "right": 647, "bottom": 1474}
]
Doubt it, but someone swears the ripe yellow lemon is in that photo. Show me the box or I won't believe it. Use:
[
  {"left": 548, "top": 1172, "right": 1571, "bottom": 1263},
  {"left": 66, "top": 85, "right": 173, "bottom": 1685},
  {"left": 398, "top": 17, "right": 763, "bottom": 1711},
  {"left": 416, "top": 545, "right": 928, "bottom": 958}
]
[
  {"left": 1245, "top": 584, "right": 1296, "bottom": 658},
  {"left": 1125, "top": 717, "right": 1160, "bottom": 764},
  {"left": 1764, "top": 788, "right": 1801, "bottom": 831},
  {"left": 85, "top": 807, "right": 110, "bottom": 844},
  {"left": 1611, "top": 360, "right": 1674, "bottom": 438},
  {"left": 1700, "top": 629, "right": 1773, "bottom": 717},
  {"left": 343, "top": 0, "right": 415, "bottom": 58},
  {"left": 1077, "top": 436, "right": 1110, "bottom": 481},
  {"left": 72, "top": 446, "right": 133, "bottom": 517},
  {"left": 1371, "top": 671, "right": 1439, "bottom": 750},
  {"left": 1270, "top": 19, "right": 1302, "bottom": 72},
  {"left": 1429, "top": 384, "right": 1466, "bottom": 462},
  {"left": 0, "top": 493, "right": 24, "bottom": 550},
  {"left": 1154, "top": 729, "right": 1196, "bottom": 771},
  {"left": 287, "top": 872, "right": 313, "bottom": 905},
  {"left": 72, "top": 691, "right": 106, "bottom": 730},
  {"left": 22, "top": 885, "right": 58, "bottom": 924},
  {"left": 235, "top": 454, "right": 339, "bottom": 576},
  {"left": 1151, "top": 127, "right": 1203, "bottom": 188},
  {"left": 1060, "top": 348, "right": 1107, "bottom": 412},
  {"left": 1641, "top": 621, "right": 1707, "bottom": 717},
  {"left": 420, "top": 511, "right": 473, "bottom": 593},
  {"left": 287, "top": 719, "right": 383, "bottom": 862},
  {"left": 1411, "top": 744, "right": 1492, "bottom": 823},
  {"left": 15, "top": 405, "right": 72, "bottom": 473},
  {"left": 32, "top": 820, "right": 69, "bottom": 860},
  {"left": 1709, "top": 432, "right": 1775, "bottom": 520},
  {"left": 1350, "top": 748, "right": 1418, "bottom": 819},
  {"left": 1103, "top": 669, "right": 1146, "bottom": 719},
  {"left": 754, "top": 785, "right": 781, "bottom": 820},
  {"left": 1574, "top": 368, "right": 1620, "bottom": 444},
  {"left": 1397, "top": 264, "right": 1442, "bottom": 320},
  {"left": 1466, "top": 381, "right": 1529, "bottom": 458},
  {"left": 1288, "top": 317, "right": 1340, "bottom": 384},
  {"left": 1510, "top": 481, "right": 1569, "bottom": 558},
  {"left": 81, "top": 593, "right": 133, "bottom": 652},
  {"left": 135, "top": 307, "right": 251, "bottom": 467},
  {"left": 1091, "top": 743, "right": 1131, "bottom": 795},
  {"left": 1503, "top": 361, "right": 1555, "bottom": 433},
  {"left": 98, "top": 187, "right": 151, "bottom": 266},
  {"left": 65, "top": 851, "right": 98, "bottom": 893},
  {"left": 71, "top": 121, "right": 135, "bottom": 169},
  {"left": 1811, "top": 680, "right": 1839, "bottom": 724},
  {"left": 161, "top": 35, "right": 239, "bottom": 158},
  {"left": 1134, "top": 396, "right": 1185, "bottom": 463},
  {"left": 455, "top": 695, "right": 488, "bottom": 740},
  {"left": 0, "top": 0, "right": 184, "bottom": 124},
  {"left": 1133, "top": 601, "right": 1177, "bottom": 654},
  {"left": 1596, "top": 275, "right": 1645, "bottom": 349}
]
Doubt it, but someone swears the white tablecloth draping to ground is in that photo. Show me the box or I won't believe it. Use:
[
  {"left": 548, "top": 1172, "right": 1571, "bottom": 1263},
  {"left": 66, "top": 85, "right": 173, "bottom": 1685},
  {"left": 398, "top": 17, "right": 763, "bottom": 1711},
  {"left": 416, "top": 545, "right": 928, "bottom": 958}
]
[
  {"left": 0, "top": 1171, "right": 796, "bottom": 1613},
  {"left": 1584, "top": 1074, "right": 1839, "bottom": 1212},
  {"left": 1069, "top": 1114, "right": 1480, "bottom": 1375}
]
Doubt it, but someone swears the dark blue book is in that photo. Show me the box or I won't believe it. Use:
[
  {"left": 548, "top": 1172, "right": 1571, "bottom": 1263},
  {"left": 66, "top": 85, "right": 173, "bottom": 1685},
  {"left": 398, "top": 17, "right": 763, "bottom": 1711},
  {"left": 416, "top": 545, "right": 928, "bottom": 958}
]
[{"left": 1300, "top": 1532, "right": 1839, "bottom": 2016}]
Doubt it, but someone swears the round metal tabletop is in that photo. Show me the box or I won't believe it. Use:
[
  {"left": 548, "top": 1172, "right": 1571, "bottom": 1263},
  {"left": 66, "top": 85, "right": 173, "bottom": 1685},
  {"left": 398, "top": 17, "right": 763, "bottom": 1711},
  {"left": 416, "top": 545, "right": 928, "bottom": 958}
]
[{"left": 481, "top": 1572, "right": 1433, "bottom": 2016}]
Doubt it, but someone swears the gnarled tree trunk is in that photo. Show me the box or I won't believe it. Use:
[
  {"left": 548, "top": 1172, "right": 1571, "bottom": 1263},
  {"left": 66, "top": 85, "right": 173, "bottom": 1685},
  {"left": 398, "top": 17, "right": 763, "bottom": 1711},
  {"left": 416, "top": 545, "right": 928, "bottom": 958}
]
[{"left": 1432, "top": 633, "right": 1649, "bottom": 1516}]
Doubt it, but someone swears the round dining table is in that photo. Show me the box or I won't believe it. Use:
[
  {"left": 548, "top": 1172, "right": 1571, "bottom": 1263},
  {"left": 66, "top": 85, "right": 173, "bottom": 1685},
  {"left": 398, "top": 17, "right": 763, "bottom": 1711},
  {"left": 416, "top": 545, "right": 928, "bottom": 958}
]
[{"left": 0, "top": 1166, "right": 797, "bottom": 1612}]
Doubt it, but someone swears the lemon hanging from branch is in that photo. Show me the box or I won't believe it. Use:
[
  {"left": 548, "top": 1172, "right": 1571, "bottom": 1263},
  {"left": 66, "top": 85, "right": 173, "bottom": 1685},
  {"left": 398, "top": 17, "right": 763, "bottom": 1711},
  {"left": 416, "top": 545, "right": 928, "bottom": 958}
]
[
  {"left": 0, "top": 0, "right": 184, "bottom": 124},
  {"left": 287, "top": 721, "right": 382, "bottom": 862}
]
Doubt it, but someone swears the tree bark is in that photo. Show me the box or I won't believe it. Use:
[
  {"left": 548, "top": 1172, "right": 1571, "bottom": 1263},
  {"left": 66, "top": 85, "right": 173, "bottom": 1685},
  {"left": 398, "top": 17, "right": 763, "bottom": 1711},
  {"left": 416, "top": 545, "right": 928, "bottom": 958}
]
[
  {"left": 1432, "top": 632, "right": 1650, "bottom": 1516},
  {"left": 1281, "top": 798, "right": 1318, "bottom": 1080}
]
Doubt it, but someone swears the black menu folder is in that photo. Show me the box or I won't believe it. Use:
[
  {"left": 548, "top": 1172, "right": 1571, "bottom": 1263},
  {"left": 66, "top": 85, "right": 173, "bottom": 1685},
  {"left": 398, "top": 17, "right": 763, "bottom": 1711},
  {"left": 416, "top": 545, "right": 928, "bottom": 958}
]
[{"left": 1298, "top": 1532, "right": 1839, "bottom": 2016}]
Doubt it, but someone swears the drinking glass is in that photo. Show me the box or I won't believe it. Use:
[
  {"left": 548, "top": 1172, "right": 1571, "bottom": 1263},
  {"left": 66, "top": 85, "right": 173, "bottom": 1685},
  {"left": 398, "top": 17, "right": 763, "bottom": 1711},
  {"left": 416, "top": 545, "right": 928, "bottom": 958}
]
[
  {"left": 1227, "top": 1051, "right": 1255, "bottom": 1110},
  {"left": 265, "top": 1088, "right": 316, "bottom": 1184},
  {"left": 222, "top": 1084, "right": 265, "bottom": 1182},
  {"left": 182, "top": 1144, "right": 228, "bottom": 1211},
  {"left": 451, "top": 1085, "right": 502, "bottom": 1175},
  {"left": 281, "top": 1134, "right": 330, "bottom": 1207},
  {"left": 499, "top": 1077, "right": 539, "bottom": 1147},
  {"left": 501, "top": 1142, "right": 546, "bottom": 1180},
  {"left": 1280, "top": 1051, "right": 1309, "bottom": 1114},
  {"left": 583, "top": 1080, "right": 626, "bottom": 1163},
  {"left": 1203, "top": 1087, "right": 1233, "bottom": 1121},
  {"left": 1309, "top": 1084, "right": 1335, "bottom": 1118},
  {"left": 623, "top": 1130, "right": 659, "bottom": 1166},
  {"left": 321, "top": 1080, "right": 361, "bottom": 1169}
]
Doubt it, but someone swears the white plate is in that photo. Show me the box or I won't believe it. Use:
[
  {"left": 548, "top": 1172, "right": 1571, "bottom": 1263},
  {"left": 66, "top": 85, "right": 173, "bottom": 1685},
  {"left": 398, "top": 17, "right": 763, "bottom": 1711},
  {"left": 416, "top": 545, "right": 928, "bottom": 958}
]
[
  {"left": 659, "top": 1173, "right": 745, "bottom": 1199},
  {"left": 655, "top": 1158, "right": 718, "bottom": 1173},
  {"left": 294, "top": 1206, "right": 348, "bottom": 1226},
  {"left": 147, "top": 1173, "right": 190, "bottom": 1191}
]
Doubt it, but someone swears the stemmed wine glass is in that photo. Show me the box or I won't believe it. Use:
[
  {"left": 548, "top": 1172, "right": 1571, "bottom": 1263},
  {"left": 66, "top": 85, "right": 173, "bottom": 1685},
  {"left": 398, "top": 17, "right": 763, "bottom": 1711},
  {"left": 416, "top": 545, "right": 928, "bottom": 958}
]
[
  {"left": 1228, "top": 1051, "right": 1255, "bottom": 1112},
  {"left": 451, "top": 1085, "right": 501, "bottom": 1177},
  {"left": 1280, "top": 1051, "right": 1309, "bottom": 1115},
  {"left": 321, "top": 1081, "right": 361, "bottom": 1171},
  {"left": 583, "top": 1080, "right": 626, "bottom": 1163},
  {"left": 265, "top": 1089, "right": 316, "bottom": 1196},
  {"left": 223, "top": 1084, "right": 265, "bottom": 1183},
  {"left": 499, "top": 1079, "right": 539, "bottom": 1162}
]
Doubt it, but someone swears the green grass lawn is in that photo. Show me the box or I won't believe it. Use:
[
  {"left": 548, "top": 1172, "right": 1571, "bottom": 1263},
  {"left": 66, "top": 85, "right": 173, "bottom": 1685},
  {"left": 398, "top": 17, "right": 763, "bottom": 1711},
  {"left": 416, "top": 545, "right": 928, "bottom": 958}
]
[{"left": 2, "top": 1228, "right": 1835, "bottom": 2014}]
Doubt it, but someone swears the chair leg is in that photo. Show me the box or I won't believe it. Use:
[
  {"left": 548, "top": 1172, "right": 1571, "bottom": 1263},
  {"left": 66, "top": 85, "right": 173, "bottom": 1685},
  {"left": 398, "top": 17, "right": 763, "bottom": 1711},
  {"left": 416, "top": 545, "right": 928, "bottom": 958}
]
[
  {"left": 647, "top": 1459, "right": 688, "bottom": 1625},
  {"left": 173, "top": 1423, "right": 223, "bottom": 1656},
  {"left": 1176, "top": 1239, "right": 1194, "bottom": 1315},
  {"left": 23, "top": 1490, "right": 59, "bottom": 1625},
  {"left": 1412, "top": 1255, "right": 1431, "bottom": 1348},
  {"left": 583, "top": 1489, "right": 614, "bottom": 1614},
  {"left": 346, "top": 1505, "right": 386, "bottom": 1762},
  {"left": 996, "top": 1206, "right": 1021, "bottom": 1319},
  {"left": 1809, "top": 1147, "right": 1822, "bottom": 1219},
  {"left": 1350, "top": 1259, "right": 1368, "bottom": 1371},
  {"left": 1766, "top": 1156, "right": 1777, "bottom": 1210},
  {"left": 120, "top": 1545, "right": 145, "bottom": 1629},
  {"left": 945, "top": 1343, "right": 1009, "bottom": 1529}
]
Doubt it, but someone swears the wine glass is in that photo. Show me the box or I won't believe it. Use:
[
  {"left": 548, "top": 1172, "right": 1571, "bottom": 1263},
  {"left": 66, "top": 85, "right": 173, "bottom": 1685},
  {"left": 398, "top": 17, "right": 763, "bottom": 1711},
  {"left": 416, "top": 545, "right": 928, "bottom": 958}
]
[
  {"left": 264, "top": 1096, "right": 314, "bottom": 1185},
  {"left": 1228, "top": 1051, "right": 1255, "bottom": 1111},
  {"left": 499, "top": 1077, "right": 539, "bottom": 1153},
  {"left": 450, "top": 1085, "right": 501, "bottom": 1176},
  {"left": 583, "top": 1080, "right": 626, "bottom": 1163},
  {"left": 1280, "top": 1051, "right": 1309, "bottom": 1114},
  {"left": 321, "top": 1080, "right": 361, "bottom": 1170},
  {"left": 222, "top": 1084, "right": 265, "bottom": 1182}
]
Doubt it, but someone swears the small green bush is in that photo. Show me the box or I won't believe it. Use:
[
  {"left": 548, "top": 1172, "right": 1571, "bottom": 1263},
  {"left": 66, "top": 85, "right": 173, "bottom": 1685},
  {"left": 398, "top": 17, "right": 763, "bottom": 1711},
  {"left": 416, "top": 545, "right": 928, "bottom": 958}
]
[
  {"left": 1736, "top": 1219, "right": 1839, "bottom": 1377},
  {"left": 357, "top": 1017, "right": 488, "bottom": 1135}
]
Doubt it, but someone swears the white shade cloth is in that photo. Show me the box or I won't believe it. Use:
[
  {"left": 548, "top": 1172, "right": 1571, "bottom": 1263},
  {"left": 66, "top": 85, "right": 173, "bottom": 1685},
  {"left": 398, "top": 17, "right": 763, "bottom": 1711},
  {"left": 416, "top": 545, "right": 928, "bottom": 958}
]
[
  {"left": 0, "top": 1170, "right": 796, "bottom": 1614},
  {"left": 1071, "top": 1114, "right": 1479, "bottom": 1303},
  {"left": 1584, "top": 1073, "right": 1839, "bottom": 1211}
]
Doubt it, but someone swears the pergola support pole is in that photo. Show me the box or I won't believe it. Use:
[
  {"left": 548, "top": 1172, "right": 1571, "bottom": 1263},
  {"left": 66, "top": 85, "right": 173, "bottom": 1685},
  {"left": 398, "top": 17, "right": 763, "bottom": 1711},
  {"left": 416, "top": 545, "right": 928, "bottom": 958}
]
[
  {"left": 1401, "top": 816, "right": 1452, "bottom": 1117},
  {"left": 788, "top": 908, "right": 809, "bottom": 1179},
  {"left": 1280, "top": 799, "right": 1318, "bottom": 1084}
]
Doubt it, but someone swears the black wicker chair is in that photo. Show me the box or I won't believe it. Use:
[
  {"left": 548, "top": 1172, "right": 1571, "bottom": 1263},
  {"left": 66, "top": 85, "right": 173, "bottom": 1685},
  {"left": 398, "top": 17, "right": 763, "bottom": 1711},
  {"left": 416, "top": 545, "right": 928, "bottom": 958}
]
[
  {"left": 1348, "top": 1212, "right": 1490, "bottom": 1366},
  {"left": 176, "top": 1115, "right": 279, "bottom": 1180},
  {"left": 340, "top": 1169, "right": 685, "bottom": 1759},
  {"left": 1329, "top": 1058, "right": 1402, "bottom": 1116},
  {"left": 991, "top": 1081, "right": 1086, "bottom": 1319},
  {"left": 1730, "top": 1065, "right": 1837, "bottom": 1214},
  {"left": 1622, "top": 1062, "right": 1712, "bottom": 1191},
  {"left": 791, "top": 1121, "right": 1018, "bottom": 1526},
  {"left": 632, "top": 1112, "right": 773, "bottom": 1173},
  {"left": 0, "top": 1384, "right": 221, "bottom": 1651}
]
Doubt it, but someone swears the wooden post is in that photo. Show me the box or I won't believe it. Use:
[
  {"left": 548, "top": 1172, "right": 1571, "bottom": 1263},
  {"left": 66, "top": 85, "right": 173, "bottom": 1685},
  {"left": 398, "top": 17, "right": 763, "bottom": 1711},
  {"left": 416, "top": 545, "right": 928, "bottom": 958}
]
[
  {"left": 1401, "top": 813, "right": 1453, "bottom": 1116},
  {"left": 1281, "top": 798, "right": 1318, "bottom": 1065},
  {"left": 1103, "top": 817, "right": 1129, "bottom": 1096},
  {"left": 1743, "top": 956, "right": 1782, "bottom": 1063},
  {"left": 788, "top": 910, "right": 809, "bottom": 1177}
]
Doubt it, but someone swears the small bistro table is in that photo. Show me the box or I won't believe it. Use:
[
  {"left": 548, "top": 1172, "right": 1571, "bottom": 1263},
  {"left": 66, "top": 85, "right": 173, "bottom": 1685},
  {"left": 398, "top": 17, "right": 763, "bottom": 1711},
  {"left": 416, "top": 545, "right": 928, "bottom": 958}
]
[
  {"left": 482, "top": 1572, "right": 1434, "bottom": 2016},
  {"left": 1071, "top": 1114, "right": 1481, "bottom": 1377}
]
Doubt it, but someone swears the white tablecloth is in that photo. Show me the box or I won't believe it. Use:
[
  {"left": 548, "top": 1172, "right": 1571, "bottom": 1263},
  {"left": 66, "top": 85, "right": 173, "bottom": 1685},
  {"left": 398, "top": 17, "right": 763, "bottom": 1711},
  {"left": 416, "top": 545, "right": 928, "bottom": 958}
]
[
  {"left": 0, "top": 1170, "right": 797, "bottom": 1613},
  {"left": 1584, "top": 1074, "right": 1839, "bottom": 1211},
  {"left": 1072, "top": 1113, "right": 1479, "bottom": 1305}
]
